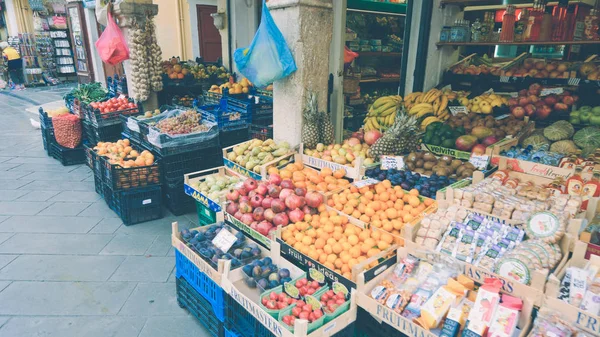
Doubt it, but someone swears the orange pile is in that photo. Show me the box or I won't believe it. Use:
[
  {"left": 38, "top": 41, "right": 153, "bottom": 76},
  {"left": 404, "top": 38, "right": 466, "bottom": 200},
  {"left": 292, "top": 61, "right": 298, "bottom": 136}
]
[
  {"left": 327, "top": 180, "right": 434, "bottom": 237},
  {"left": 269, "top": 162, "right": 350, "bottom": 194},
  {"left": 94, "top": 139, "right": 155, "bottom": 168},
  {"left": 281, "top": 209, "right": 397, "bottom": 280}
]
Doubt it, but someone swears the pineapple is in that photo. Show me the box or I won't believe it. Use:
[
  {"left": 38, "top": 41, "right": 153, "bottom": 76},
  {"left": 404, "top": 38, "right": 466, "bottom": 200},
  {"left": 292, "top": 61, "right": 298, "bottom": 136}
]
[
  {"left": 301, "top": 92, "right": 321, "bottom": 149},
  {"left": 320, "top": 110, "right": 334, "bottom": 145},
  {"left": 369, "top": 110, "right": 422, "bottom": 158}
]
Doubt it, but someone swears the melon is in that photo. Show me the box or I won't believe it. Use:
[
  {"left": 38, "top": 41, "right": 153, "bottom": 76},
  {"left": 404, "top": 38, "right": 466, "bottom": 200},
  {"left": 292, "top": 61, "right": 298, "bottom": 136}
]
[
  {"left": 543, "top": 121, "right": 575, "bottom": 141},
  {"left": 521, "top": 134, "right": 550, "bottom": 150},
  {"left": 550, "top": 140, "right": 578, "bottom": 155},
  {"left": 573, "top": 126, "right": 600, "bottom": 149}
]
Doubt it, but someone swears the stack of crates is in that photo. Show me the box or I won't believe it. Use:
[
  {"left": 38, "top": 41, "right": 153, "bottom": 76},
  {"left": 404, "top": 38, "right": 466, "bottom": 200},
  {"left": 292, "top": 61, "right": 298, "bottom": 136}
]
[
  {"left": 39, "top": 108, "right": 87, "bottom": 166},
  {"left": 39, "top": 108, "right": 54, "bottom": 155},
  {"left": 248, "top": 94, "right": 273, "bottom": 141},
  {"left": 81, "top": 98, "right": 142, "bottom": 146}
]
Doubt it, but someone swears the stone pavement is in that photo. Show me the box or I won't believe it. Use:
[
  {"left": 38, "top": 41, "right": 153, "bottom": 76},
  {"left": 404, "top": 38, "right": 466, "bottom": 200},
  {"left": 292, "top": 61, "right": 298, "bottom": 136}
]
[{"left": 0, "top": 86, "right": 211, "bottom": 337}]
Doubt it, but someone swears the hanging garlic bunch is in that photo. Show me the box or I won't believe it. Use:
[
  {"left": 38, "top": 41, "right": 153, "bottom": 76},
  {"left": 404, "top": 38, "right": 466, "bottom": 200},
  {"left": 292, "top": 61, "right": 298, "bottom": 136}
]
[
  {"left": 145, "top": 15, "right": 163, "bottom": 92},
  {"left": 129, "top": 24, "right": 151, "bottom": 102}
]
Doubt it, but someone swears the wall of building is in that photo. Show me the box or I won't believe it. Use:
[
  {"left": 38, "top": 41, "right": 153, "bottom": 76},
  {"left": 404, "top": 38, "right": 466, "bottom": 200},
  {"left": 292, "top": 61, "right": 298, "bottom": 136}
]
[{"left": 153, "top": 0, "right": 185, "bottom": 59}]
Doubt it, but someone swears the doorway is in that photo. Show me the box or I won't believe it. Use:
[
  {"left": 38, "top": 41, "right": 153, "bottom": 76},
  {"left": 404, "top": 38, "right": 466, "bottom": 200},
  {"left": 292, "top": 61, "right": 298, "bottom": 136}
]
[{"left": 196, "top": 5, "right": 222, "bottom": 62}]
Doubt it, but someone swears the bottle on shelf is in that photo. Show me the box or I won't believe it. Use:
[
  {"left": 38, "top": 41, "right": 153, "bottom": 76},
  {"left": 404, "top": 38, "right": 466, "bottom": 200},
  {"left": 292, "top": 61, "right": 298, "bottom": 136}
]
[
  {"left": 480, "top": 12, "right": 490, "bottom": 42},
  {"left": 500, "top": 5, "right": 516, "bottom": 42},
  {"left": 552, "top": 0, "right": 569, "bottom": 41},
  {"left": 526, "top": 1, "right": 544, "bottom": 41},
  {"left": 584, "top": 8, "right": 600, "bottom": 40},
  {"left": 486, "top": 11, "right": 496, "bottom": 41},
  {"left": 514, "top": 8, "right": 529, "bottom": 42},
  {"left": 539, "top": 4, "right": 554, "bottom": 41},
  {"left": 471, "top": 18, "right": 482, "bottom": 42},
  {"left": 464, "top": 20, "right": 471, "bottom": 42}
]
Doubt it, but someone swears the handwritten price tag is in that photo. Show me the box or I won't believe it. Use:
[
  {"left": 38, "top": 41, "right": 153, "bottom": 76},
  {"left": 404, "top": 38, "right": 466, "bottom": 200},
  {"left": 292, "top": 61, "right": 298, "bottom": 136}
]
[
  {"left": 449, "top": 106, "right": 468, "bottom": 115},
  {"left": 469, "top": 154, "right": 490, "bottom": 170},
  {"left": 540, "top": 87, "right": 564, "bottom": 96},
  {"left": 211, "top": 229, "right": 238, "bottom": 253},
  {"left": 381, "top": 156, "right": 405, "bottom": 170},
  {"left": 352, "top": 178, "right": 379, "bottom": 188}
]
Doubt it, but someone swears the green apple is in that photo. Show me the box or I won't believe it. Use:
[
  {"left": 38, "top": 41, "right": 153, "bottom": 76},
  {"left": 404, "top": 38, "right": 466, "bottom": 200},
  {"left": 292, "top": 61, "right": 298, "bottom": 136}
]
[
  {"left": 590, "top": 114, "right": 600, "bottom": 126},
  {"left": 570, "top": 117, "right": 581, "bottom": 124},
  {"left": 581, "top": 110, "right": 592, "bottom": 123},
  {"left": 593, "top": 106, "right": 600, "bottom": 115},
  {"left": 581, "top": 106, "right": 593, "bottom": 112},
  {"left": 571, "top": 110, "right": 580, "bottom": 117}
]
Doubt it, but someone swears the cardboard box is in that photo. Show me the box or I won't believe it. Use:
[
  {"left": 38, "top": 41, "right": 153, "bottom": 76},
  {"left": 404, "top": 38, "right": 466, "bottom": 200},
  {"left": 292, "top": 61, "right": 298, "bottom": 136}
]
[
  {"left": 222, "top": 140, "right": 295, "bottom": 180},
  {"left": 184, "top": 166, "right": 243, "bottom": 213},
  {"left": 299, "top": 144, "right": 367, "bottom": 180}
]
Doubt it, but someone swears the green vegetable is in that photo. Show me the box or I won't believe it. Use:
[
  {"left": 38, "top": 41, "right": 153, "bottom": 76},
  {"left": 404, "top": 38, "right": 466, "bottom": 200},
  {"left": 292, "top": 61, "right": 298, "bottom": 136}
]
[{"left": 63, "top": 83, "right": 108, "bottom": 104}]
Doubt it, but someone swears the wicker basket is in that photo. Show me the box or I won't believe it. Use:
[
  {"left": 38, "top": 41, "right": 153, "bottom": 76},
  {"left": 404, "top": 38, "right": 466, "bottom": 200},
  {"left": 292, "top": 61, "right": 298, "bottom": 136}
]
[{"left": 343, "top": 76, "right": 360, "bottom": 94}]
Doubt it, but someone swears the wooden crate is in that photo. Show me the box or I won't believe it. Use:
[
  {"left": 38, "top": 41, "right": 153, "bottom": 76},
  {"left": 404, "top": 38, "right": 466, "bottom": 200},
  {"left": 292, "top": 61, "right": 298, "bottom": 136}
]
[
  {"left": 222, "top": 140, "right": 295, "bottom": 181},
  {"left": 299, "top": 144, "right": 366, "bottom": 181}
]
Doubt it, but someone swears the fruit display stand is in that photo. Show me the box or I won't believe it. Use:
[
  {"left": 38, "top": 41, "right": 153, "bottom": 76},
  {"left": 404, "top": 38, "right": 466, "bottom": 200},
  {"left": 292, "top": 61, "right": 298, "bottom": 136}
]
[
  {"left": 299, "top": 144, "right": 366, "bottom": 180},
  {"left": 220, "top": 240, "right": 357, "bottom": 337},
  {"left": 184, "top": 167, "right": 244, "bottom": 226},
  {"left": 225, "top": 211, "right": 275, "bottom": 250},
  {"left": 222, "top": 140, "right": 295, "bottom": 181},
  {"left": 355, "top": 246, "right": 536, "bottom": 337}
]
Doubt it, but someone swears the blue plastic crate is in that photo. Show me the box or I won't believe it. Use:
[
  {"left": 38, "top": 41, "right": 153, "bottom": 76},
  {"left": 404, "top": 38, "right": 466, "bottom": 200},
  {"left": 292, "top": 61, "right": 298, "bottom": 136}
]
[
  {"left": 175, "top": 249, "right": 225, "bottom": 322},
  {"left": 225, "top": 327, "right": 241, "bottom": 337},
  {"left": 177, "top": 277, "right": 225, "bottom": 337},
  {"left": 198, "top": 104, "right": 250, "bottom": 131},
  {"left": 226, "top": 294, "right": 274, "bottom": 337}
]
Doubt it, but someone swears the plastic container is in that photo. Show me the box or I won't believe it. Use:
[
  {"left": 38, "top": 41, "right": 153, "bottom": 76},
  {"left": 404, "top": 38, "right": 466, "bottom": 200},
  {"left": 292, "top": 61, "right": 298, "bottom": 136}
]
[
  {"left": 104, "top": 184, "right": 163, "bottom": 225},
  {"left": 198, "top": 104, "right": 250, "bottom": 132},
  {"left": 220, "top": 128, "right": 249, "bottom": 148},
  {"left": 175, "top": 249, "right": 227, "bottom": 322},
  {"left": 84, "top": 144, "right": 102, "bottom": 176},
  {"left": 160, "top": 147, "right": 223, "bottom": 185},
  {"left": 50, "top": 142, "right": 86, "bottom": 166},
  {"left": 277, "top": 304, "right": 325, "bottom": 334},
  {"left": 354, "top": 307, "right": 405, "bottom": 337},
  {"left": 100, "top": 151, "right": 160, "bottom": 190},
  {"left": 163, "top": 183, "right": 195, "bottom": 215},
  {"left": 176, "top": 277, "right": 226, "bottom": 337},
  {"left": 197, "top": 201, "right": 218, "bottom": 226},
  {"left": 94, "top": 175, "right": 105, "bottom": 198},
  {"left": 249, "top": 124, "right": 273, "bottom": 141},
  {"left": 82, "top": 120, "right": 122, "bottom": 145},
  {"left": 83, "top": 98, "right": 142, "bottom": 127}
]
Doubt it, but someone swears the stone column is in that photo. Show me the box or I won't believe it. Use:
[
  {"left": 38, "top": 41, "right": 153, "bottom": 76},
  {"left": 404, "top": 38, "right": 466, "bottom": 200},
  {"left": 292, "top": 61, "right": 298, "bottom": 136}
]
[
  {"left": 113, "top": 0, "right": 159, "bottom": 111},
  {"left": 268, "top": 0, "right": 333, "bottom": 147}
]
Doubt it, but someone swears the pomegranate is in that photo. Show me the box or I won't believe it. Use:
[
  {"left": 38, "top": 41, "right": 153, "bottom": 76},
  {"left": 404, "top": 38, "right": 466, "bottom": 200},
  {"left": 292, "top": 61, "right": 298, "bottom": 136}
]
[
  {"left": 288, "top": 208, "right": 305, "bottom": 223},
  {"left": 364, "top": 130, "right": 382, "bottom": 145},
  {"left": 243, "top": 179, "right": 258, "bottom": 191},
  {"left": 257, "top": 221, "right": 273, "bottom": 236},
  {"left": 250, "top": 195, "right": 264, "bottom": 208},
  {"left": 271, "top": 199, "right": 286, "bottom": 213},
  {"left": 253, "top": 207, "right": 265, "bottom": 221},
  {"left": 240, "top": 213, "right": 254, "bottom": 225},
  {"left": 268, "top": 173, "right": 282, "bottom": 186},
  {"left": 239, "top": 196, "right": 249, "bottom": 204},
  {"left": 294, "top": 187, "right": 307, "bottom": 197},
  {"left": 264, "top": 208, "right": 275, "bottom": 222},
  {"left": 261, "top": 196, "right": 273, "bottom": 209},
  {"left": 280, "top": 179, "right": 295, "bottom": 189},
  {"left": 226, "top": 202, "right": 239, "bottom": 215},
  {"left": 268, "top": 184, "right": 281, "bottom": 198},
  {"left": 273, "top": 213, "right": 290, "bottom": 227},
  {"left": 255, "top": 184, "right": 268, "bottom": 196},
  {"left": 285, "top": 194, "right": 306, "bottom": 210},
  {"left": 226, "top": 190, "right": 239, "bottom": 201},
  {"left": 279, "top": 188, "right": 294, "bottom": 201},
  {"left": 234, "top": 211, "right": 243, "bottom": 220},
  {"left": 238, "top": 187, "right": 248, "bottom": 196},
  {"left": 305, "top": 191, "right": 324, "bottom": 208},
  {"left": 239, "top": 201, "right": 253, "bottom": 214}
]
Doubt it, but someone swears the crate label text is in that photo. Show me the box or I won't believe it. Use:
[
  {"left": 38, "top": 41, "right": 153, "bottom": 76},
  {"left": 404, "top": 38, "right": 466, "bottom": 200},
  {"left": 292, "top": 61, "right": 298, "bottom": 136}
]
[{"left": 229, "top": 287, "right": 284, "bottom": 337}]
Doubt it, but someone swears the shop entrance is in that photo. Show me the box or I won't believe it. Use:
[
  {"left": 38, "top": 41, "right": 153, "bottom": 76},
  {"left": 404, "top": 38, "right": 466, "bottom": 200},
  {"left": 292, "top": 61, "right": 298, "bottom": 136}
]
[{"left": 196, "top": 5, "right": 222, "bottom": 62}]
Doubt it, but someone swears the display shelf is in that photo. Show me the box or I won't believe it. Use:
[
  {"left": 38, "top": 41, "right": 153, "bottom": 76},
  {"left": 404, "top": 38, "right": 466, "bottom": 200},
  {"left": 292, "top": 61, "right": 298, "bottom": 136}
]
[
  {"left": 347, "top": 0, "right": 407, "bottom": 15},
  {"left": 358, "top": 77, "right": 400, "bottom": 83},
  {"left": 440, "top": 0, "right": 595, "bottom": 9},
  {"left": 358, "top": 51, "right": 402, "bottom": 57},
  {"left": 437, "top": 40, "right": 600, "bottom": 47}
]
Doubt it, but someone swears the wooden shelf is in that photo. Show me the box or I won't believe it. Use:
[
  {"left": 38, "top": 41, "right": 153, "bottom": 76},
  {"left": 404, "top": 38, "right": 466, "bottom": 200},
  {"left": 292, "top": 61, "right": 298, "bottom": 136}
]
[
  {"left": 359, "top": 77, "right": 400, "bottom": 83},
  {"left": 437, "top": 40, "right": 600, "bottom": 47},
  {"left": 347, "top": 0, "right": 407, "bottom": 15},
  {"left": 358, "top": 51, "right": 402, "bottom": 57},
  {"left": 440, "top": 0, "right": 594, "bottom": 9}
]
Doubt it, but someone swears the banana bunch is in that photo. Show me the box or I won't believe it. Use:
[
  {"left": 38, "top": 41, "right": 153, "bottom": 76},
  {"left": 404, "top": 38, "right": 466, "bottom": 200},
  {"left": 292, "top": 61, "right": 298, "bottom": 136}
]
[
  {"left": 363, "top": 95, "right": 402, "bottom": 132},
  {"left": 405, "top": 88, "right": 451, "bottom": 123}
]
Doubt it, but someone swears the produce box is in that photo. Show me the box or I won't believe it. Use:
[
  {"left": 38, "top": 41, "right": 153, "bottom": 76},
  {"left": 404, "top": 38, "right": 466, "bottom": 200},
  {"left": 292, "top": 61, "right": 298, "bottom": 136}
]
[
  {"left": 355, "top": 246, "right": 536, "bottom": 337},
  {"left": 83, "top": 97, "right": 142, "bottom": 127},
  {"left": 50, "top": 142, "right": 86, "bottom": 166},
  {"left": 225, "top": 211, "right": 273, "bottom": 249},
  {"left": 220, "top": 240, "right": 358, "bottom": 337},
  {"left": 299, "top": 144, "right": 365, "bottom": 180},
  {"left": 96, "top": 144, "right": 161, "bottom": 191},
  {"left": 420, "top": 143, "right": 472, "bottom": 160},
  {"left": 176, "top": 277, "right": 225, "bottom": 337},
  {"left": 82, "top": 120, "right": 122, "bottom": 145},
  {"left": 103, "top": 184, "right": 163, "bottom": 225},
  {"left": 249, "top": 124, "right": 273, "bottom": 141},
  {"left": 84, "top": 144, "right": 102, "bottom": 176},
  {"left": 543, "top": 241, "right": 600, "bottom": 336},
  {"left": 198, "top": 104, "right": 251, "bottom": 132},
  {"left": 222, "top": 140, "right": 295, "bottom": 181},
  {"left": 163, "top": 183, "right": 195, "bottom": 216}
]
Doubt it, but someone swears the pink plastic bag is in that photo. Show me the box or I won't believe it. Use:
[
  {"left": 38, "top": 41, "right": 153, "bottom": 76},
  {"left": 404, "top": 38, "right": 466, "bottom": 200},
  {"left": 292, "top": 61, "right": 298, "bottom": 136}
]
[
  {"left": 95, "top": 11, "right": 129, "bottom": 65},
  {"left": 344, "top": 47, "right": 358, "bottom": 64}
]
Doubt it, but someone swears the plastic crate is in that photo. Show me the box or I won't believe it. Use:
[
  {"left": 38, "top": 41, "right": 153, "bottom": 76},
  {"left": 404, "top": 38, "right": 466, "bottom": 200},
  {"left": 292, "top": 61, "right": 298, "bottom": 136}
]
[
  {"left": 94, "top": 175, "right": 105, "bottom": 198},
  {"left": 226, "top": 294, "right": 274, "bottom": 337},
  {"left": 83, "top": 98, "right": 142, "bottom": 127},
  {"left": 41, "top": 125, "right": 55, "bottom": 155},
  {"left": 49, "top": 143, "right": 86, "bottom": 166},
  {"left": 249, "top": 124, "right": 273, "bottom": 141},
  {"left": 225, "top": 327, "right": 241, "bottom": 337},
  {"left": 82, "top": 120, "right": 122, "bottom": 145},
  {"left": 163, "top": 183, "right": 195, "bottom": 215},
  {"left": 83, "top": 144, "right": 103, "bottom": 176},
  {"left": 175, "top": 250, "right": 226, "bottom": 321},
  {"left": 196, "top": 201, "right": 218, "bottom": 226},
  {"left": 354, "top": 307, "right": 405, "bottom": 337},
  {"left": 219, "top": 128, "right": 249, "bottom": 148},
  {"left": 104, "top": 184, "right": 163, "bottom": 225},
  {"left": 177, "top": 277, "right": 225, "bottom": 337},
  {"left": 100, "top": 152, "right": 161, "bottom": 191},
  {"left": 159, "top": 147, "right": 223, "bottom": 186},
  {"left": 38, "top": 107, "right": 53, "bottom": 129},
  {"left": 198, "top": 104, "right": 250, "bottom": 131},
  {"left": 249, "top": 95, "right": 273, "bottom": 118}
]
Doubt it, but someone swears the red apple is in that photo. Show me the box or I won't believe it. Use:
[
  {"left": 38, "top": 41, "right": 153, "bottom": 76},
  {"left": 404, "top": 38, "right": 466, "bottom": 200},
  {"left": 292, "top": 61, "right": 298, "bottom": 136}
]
[
  {"left": 518, "top": 97, "right": 530, "bottom": 107},
  {"left": 471, "top": 144, "right": 487, "bottom": 156},
  {"left": 518, "top": 89, "right": 528, "bottom": 97},
  {"left": 536, "top": 105, "right": 552, "bottom": 120},
  {"left": 528, "top": 95, "right": 540, "bottom": 103},
  {"left": 524, "top": 104, "right": 537, "bottom": 117},
  {"left": 554, "top": 102, "right": 569, "bottom": 111},
  {"left": 543, "top": 95, "right": 558, "bottom": 106},
  {"left": 511, "top": 106, "right": 525, "bottom": 119},
  {"left": 562, "top": 95, "right": 575, "bottom": 106},
  {"left": 508, "top": 98, "right": 518, "bottom": 107}
]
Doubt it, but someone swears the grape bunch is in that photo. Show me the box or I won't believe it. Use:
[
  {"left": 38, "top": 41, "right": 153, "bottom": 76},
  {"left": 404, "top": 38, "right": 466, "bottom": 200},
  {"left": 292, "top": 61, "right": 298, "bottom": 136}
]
[{"left": 155, "top": 110, "right": 211, "bottom": 135}]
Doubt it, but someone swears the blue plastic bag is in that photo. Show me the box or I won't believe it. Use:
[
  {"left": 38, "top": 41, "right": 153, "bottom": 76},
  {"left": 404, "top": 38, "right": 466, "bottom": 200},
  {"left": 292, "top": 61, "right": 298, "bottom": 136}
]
[{"left": 234, "top": 0, "right": 297, "bottom": 87}]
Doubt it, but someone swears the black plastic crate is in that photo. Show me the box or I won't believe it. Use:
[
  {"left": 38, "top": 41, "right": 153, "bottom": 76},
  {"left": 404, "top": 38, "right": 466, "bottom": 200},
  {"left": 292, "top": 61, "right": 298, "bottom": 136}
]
[
  {"left": 41, "top": 126, "right": 55, "bottom": 155},
  {"left": 50, "top": 143, "right": 86, "bottom": 166},
  {"left": 355, "top": 307, "right": 405, "bottom": 337},
  {"left": 100, "top": 151, "right": 161, "bottom": 191},
  {"left": 159, "top": 147, "right": 223, "bottom": 186},
  {"left": 104, "top": 184, "right": 163, "bottom": 225},
  {"left": 249, "top": 124, "right": 273, "bottom": 141},
  {"left": 197, "top": 104, "right": 250, "bottom": 132},
  {"left": 163, "top": 183, "right": 195, "bottom": 216},
  {"left": 83, "top": 98, "right": 143, "bottom": 127},
  {"left": 82, "top": 120, "right": 122, "bottom": 145},
  {"left": 138, "top": 123, "right": 220, "bottom": 158},
  {"left": 38, "top": 108, "right": 54, "bottom": 129},
  {"left": 94, "top": 175, "right": 105, "bottom": 198},
  {"left": 177, "top": 277, "right": 225, "bottom": 337},
  {"left": 219, "top": 128, "right": 249, "bottom": 148},
  {"left": 83, "top": 144, "right": 103, "bottom": 176}
]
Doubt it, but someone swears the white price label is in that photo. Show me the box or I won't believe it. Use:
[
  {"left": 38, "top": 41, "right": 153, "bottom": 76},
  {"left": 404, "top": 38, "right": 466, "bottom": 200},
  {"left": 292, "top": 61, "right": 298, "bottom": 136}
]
[
  {"left": 495, "top": 114, "right": 510, "bottom": 120},
  {"left": 469, "top": 154, "right": 490, "bottom": 170},
  {"left": 540, "top": 87, "right": 564, "bottom": 96},
  {"left": 381, "top": 156, "right": 405, "bottom": 170},
  {"left": 142, "top": 199, "right": 152, "bottom": 205},
  {"left": 211, "top": 229, "right": 238, "bottom": 253},
  {"left": 352, "top": 178, "right": 379, "bottom": 188},
  {"left": 449, "top": 106, "right": 468, "bottom": 115}
]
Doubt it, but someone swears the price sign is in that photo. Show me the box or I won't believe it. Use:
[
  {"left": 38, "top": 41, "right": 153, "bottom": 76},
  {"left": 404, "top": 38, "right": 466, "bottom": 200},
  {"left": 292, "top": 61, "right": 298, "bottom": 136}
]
[
  {"left": 495, "top": 114, "right": 510, "bottom": 120},
  {"left": 469, "top": 154, "right": 490, "bottom": 170},
  {"left": 352, "top": 178, "right": 379, "bottom": 188},
  {"left": 449, "top": 106, "right": 468, "bottom": 115},
  {"left": 211, "top": 228, "right": 238, "bottom": 253},
  {"left": 381, "top": 156, "right": 405, "bottom": 170},
  {"left": 540, "top": 87, "right": 564, "bottom": 96}
]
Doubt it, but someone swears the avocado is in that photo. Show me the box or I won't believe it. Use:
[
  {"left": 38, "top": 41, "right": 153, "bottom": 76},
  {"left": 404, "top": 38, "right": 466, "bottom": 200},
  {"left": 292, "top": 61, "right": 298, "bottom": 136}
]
[
  {"left": 430, "top": 136, "right": 442, "bottom": 146},
  {"left": 426, "top": 122, "right": 442, "bottom": 133},
  {"left": 455, "top": 126, "right": 466, "bottom": 135},
  {"left": 442, "top": 139, "right": 455, "bottom": 148},
  {"left": 423, "top": 133, "right": 433, "bottom": 144}
]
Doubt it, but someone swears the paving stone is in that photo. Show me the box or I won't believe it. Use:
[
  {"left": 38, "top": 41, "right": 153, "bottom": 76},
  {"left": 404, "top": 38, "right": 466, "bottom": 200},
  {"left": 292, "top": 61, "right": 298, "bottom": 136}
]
[
  {"left": 0, "top": 317, "right": 8, "bottom": 329},
  {"left": 0, "top": 171, "right": 33, "bottom": 180},
  {"left": 0, "top": 281, "right": 10, "bottom": 292},
  {"left": 119, "top": 283, "right": 186, "bottom": 316},
  {"left": 0, "top": 190, "right": 30, "bottom": 201},
  {"left": 0, "top": 281, "right": 136, "bottom": 315},
  {"left": 5, "top": 157, "right": 63, "bottom": 164},
  {"left": 117, "top": 215, "right": 192, "bottom": 236},
  {"left": 78, "top": 202, "right": 118, "bottom": 218},
  {"left": 0, "top": 201, "right": 51, "bottom": 215},
  {"left": 146, "top": 235, "right": 172, "bottom": 257},
  {"left": 110, "top": 256, "right": 174, "bottom": 282},
  {"left": 0, "top": 317, "right": 145, "bottom": 337},
  {"left": 100, "top": 234, "right": 157, "bottom": 256},
  {"left": 138, "top": 316, "right": 211, "bottom": 337},
  {"left": 0, "top": 233, "right": 114, "bottom": 255},
  {"left": 0, "top": 255, "right": 17, "bottom": 270},
  {"left": 0, "top": 163, "right": 21, "bottom": 171},
  {"left": 21, "top": 171, "right": 90, "bottom": 181},
  {"left": 18, "top": 180, "right": 94, "bottom": 191},
  {"left": 8, "top": 163, "right": 69, "bottom": 172},
  {"left": 167, "top": 247, "right": 175, "bottom": 257},
  {"left": 0, "top": 148, "right": 47, "bottom": 158},
  {"left": 0, "top": 255, "right": 125, "bottom": 281},
  {"left": 16, "top": 190, "right": 60, "bottom": 201},
  {"left": 51, "top": 191, "right": 101, "bottom": 202},
  {"left": 167, "top": 269, "right": 176, "bottom": 283},
  {"left": 0, "top": 233, "right": 13, "bottom": 245},
  {"left": 0, "top": 180, "right": 33, "bottom": 190},
  {"left": 37, "top": 202, "right": 92, "bottom": 216},
  {"left": 89, "top": 218, "right": 122, "bottom": 234},
  {"left": 0, "top": 216, "right": 100, "bottom": 233}
]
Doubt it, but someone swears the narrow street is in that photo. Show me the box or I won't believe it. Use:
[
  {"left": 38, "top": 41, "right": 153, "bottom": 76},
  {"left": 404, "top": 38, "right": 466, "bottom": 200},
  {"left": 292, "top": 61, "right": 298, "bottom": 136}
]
[{"left": 0, "top": 86, "right": 208, "bottom": 337}]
